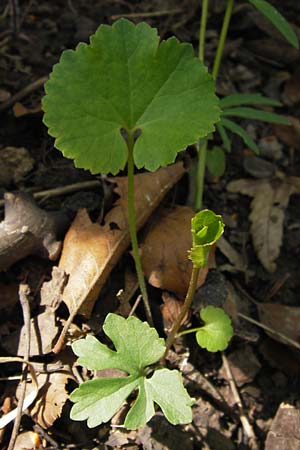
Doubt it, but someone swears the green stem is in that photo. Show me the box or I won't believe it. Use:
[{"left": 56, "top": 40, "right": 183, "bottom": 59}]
[
  {"left": 164, "top": 266, "right": 200, "bottom": 357},
  {"left": 212, "top": 0, "right": 234, "bottom": 80},
  {"left": 195, "top": 140, "right": 208, "bottom": 211},
  {"left": 127, "top": 131, "right": 153, "bottom": 326},
  {"left": 178, "top": 327, "right": 201, "bottom": 337},
  {"left": 199, "top": 0, "right": 209, "bottom": 62}
]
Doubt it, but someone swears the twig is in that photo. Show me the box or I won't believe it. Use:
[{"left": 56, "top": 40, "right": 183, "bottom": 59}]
[
  {"left": 128, "top": 294, "right": 143, "bottom": 317},
  {"left": 237, "top": 312, "right": 300, "bottom": 350},
  {"left": 221, "top": 353, "right": 258, "bottom": 450},
  {"left": 7, "top": 284, "right": 31, "bottom": 450},
  {"left": 33, "top": 424, "right": 59, "bottom": 448},
  {"left": 0, "top": 75, "right": 47, "bottom": 112},
  {"left": 111, "top": 9, "right": 182, "bottom": 20},
  {"left": 0, "top": 180, "right": 101, "bottom": 208}
]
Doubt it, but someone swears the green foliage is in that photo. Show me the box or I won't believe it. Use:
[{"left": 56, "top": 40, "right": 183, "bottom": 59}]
[
  {"left": 222, "top": 107, "right": 290, "bottom": 125},
  {"left": 189, "top": 209, "right": 224, "bottom": 269},
  {"left": 219, "top": 93, "right": 281, "bottom": 109},
  {"left": 220, "top": 118, "right": 259, "bottom": 154},
  {"left": 43, "top": 18, "right": 220, "bottom": 175},
  {"left": 206, "top": 146, "right": 226, "bottom": 177},
  {"left": 70, "top": 314, "right": 193, "bottom": 429},
  {"left": 195, "top": 306, "right": 233, "bottom": 352},
  {"left": 248, "top": 0, "right": 299, "bottom": 49}
]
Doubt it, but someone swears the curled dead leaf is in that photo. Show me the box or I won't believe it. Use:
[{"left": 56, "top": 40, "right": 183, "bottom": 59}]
[
  {"left": 140, "top": 206, "right": 213, "bottom": 298},
  {"left": 59, "top": 163, "right": 186, "bottom": 317},
  {"left": 227, "top": 177, "right": 300, "bottom": 272}
]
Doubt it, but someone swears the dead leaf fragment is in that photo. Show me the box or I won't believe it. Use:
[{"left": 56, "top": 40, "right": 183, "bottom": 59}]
[
  {"left": 161, "top": 292, "right": 189, "bottom": 332},
  {"left": 59, "top": 163, "right": 186, "bottom": 317},
  {"left": 0, "top": 146, "right": 34, "bottom": 187},
  {"left": 282, "top": 69, "right": 300, "bottom": 106},
  {"left": 265, "top": 403, "right": 300, "bottom": 450},
  {"left": 274, "top": 116, "right": 300, "bottom": 149},
  {"left": 257, "top": 303, "right": 300, "bottom": 347},
  {"left": 14, "top": 431, "right": 41, "bottom": 450},
  {"left": 227, "top": 177, "right": 300, "bottom": 272},
  {"left": 140, "top": 206, "right": 212, "bottom": 298},
  {"left": 2, "top": 309, "right": 59, "bottom": 357},
  {"left": 18, "top": 371, "right": 73, "bottom": 428},
  {"left": 0, "top": 192, "right": 68, "bottom": 271},
  {"left": 13, "top": 101, "right": 42, "bottom": 117},
  {"left": 220, "top": 346, "right": 261, "bottom": 387}
]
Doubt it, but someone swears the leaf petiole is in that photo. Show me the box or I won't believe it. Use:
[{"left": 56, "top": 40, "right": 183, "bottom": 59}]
[{"left": 127, "top": 131, "right": 153, "bottom": 326}]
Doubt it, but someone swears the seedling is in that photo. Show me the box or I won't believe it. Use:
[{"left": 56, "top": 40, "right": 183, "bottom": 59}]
[
  {"left": 42, "top": 18, "right": 220, "bottom": 323},
  {"left": 195, "top": 0, "right": 299, "bottom": 208},
  {"left": 70, "top": 210, "right": 232, "bottom": 429}
]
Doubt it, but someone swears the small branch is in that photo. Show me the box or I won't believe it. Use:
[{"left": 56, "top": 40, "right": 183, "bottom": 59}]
[
  {"left": 111, "top": 9, "right": 182, "bottom": 20},
  {"left": 237, "top": 312, "right": 300, "bottom": 350},
  {"left": 0, "top": 76, "right": 47, "bottom": 113},
  {"left": 221, "top": 353, "right": 258, "bottom": 450},
  {"left": 0, "top": 180, "right": 101, "bottom": 208},
  {"left": 164, "top": 267, "right": 200, "bottom": 358},
  {"left": 7, "top": 284, "right": 31, "bottom": 450}
]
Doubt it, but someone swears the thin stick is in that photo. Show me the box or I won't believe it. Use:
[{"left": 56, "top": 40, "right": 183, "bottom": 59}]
[
  {"left": 0, "top": 180, "right": 101, "bottom": 207},
  {"left": 111, "top": 9, "right": 182, "bottom": 20},
  {"left": 164, "top": 267, "right": 200, "bottom": 358},
  {"left": 237, "top": 312, "right": 300, "bottom": 350},
  {"left": 128, "top": 294, "right": 143, "bottom": 317},
  {"left": 221, "top": 353, "right": 258, "bottom": 450},
  {"left": 7, "top": 284, "right": 31, "bottom": 450},
  {"left": 0, "top": 75, "right": 48, "bottom": 112}
]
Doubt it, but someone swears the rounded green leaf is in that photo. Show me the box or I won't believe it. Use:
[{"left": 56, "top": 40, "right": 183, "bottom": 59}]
[
  {"left": 189, "top": 209, "right": 224, "bottom": 268},
  {"left": 196, "top": 306, "right": 233, "bottom": 352},
  {"left": 43, "top": 18, "right": 220, "bottom": 175},
  {"left": 206, "top": 146, "right": 226, "bottom": 177}
]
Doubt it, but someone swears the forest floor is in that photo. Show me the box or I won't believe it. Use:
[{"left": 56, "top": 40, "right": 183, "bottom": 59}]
[{"left": 0, "top": 0, "right": 300, "bottom": 449}]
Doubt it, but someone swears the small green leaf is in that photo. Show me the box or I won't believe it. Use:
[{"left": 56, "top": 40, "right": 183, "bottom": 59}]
[
  {"left": 70, "top": 313, "right": 193, "bottom": 429},
  {"left": 216, "top": 123, "right": 231, "bottom": 152},
  {"left": 220, "top": 93, "right": 281, "bottom": 109},
  {"left": 221, "top": 118, "right": 259, "bottom": 154},
  {"left": 196, "top": 306, "right": 233, "bottom": 352},
  {"left": 248, "top": 0, "right": 299, "bottom": 49},
  {"left": 43, "top": 19, "right": 220, "bottom": 174},
  {"left": 223, "top": 107, "right": 291, "bottom": 125},
  {"left": 206, "top": 146, "right": 226, "bottom": 177},
  {"left": 189, "top": 209, "right": 224, "bottom": 268}
]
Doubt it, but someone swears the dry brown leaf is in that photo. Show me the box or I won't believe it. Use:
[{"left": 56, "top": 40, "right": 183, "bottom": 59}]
[
  {"left": 219, "top": 346, "right": 261, "bottom": 387},
  {"left": 59, "top": 163, "right": 186, "bottom": 317},
  {"left": 257, "top": 303, "right": 300, "bottom": 346},
  {"left": 227, "top": 177, "right": 300, "bottom": 272},
  {"left": 274, "top": 116, "right": 300, "bottom": 149},
  {"left": 13, "top": 101, "right": 42, "bottom": 117},
  {"left": 2, "top": 309, "right": 59, "bottom": 357},
  {"left": 265, "top": 403, "right": 300, "bottom": 450},
  {"left": 140, "top": 206, "right": 213, "bottom": 298},
  {"left": 19, "top": 372, "right": 72, "bottom": 429},
  {"left": 14, "top": 431, "right": 41, "bottom": 450},
  {"left": 161, "top": 292, "right": 189, "bottom": 332},
  {"left": 282, "top": 69, "right": 300, "bottom": 106}
]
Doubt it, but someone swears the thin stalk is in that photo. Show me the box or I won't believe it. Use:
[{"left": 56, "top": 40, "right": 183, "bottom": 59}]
[
  {"left": 199, "top": 0, "right": 209, "bottom": 61},
  {"left": 195, "top": 139, "right": 208, "bottom": 211},
  {"left": 127, "top": 132, "right": 153, "bottom": 326},
  {"left": 212, "top": 0, "right": 234, "bottom": 80},
  {"left": 164, "top": 266, "right": 200, "bottom": 357}
]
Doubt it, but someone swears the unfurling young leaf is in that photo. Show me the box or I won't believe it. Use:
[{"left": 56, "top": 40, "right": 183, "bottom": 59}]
[
  {"left": 70, "top": 314, "right": 193, "bottom": 429},
  {"left": 196, "top": 306, "right": 233, "bottom": 352},
  {"left": 189, "top": 209, "right": 224, "bottom": 268},
  {"left": 43, "top": 18, "right": 220, "bottom": 175},
  {"left": 248, "top": 0, "right": 299, "bottom": 49}
]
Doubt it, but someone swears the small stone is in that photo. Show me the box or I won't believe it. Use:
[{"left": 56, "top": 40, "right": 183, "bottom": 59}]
[{"left": 243, "top": 155, "right": 275, "bottom": 178}]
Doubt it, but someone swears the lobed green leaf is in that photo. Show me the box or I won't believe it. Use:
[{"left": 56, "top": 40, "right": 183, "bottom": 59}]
[
  {"left": 70, "top": 313, "right": 193, "bottom": 429},
  {"left": 43, "top": 18, "right": 220, "bottom": 174},
  {"left": 206, "top": 146, "right": 226, "bottom": 177},
  {"left": 196, "top": 306, "right": 233, "bottom": 352}
]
